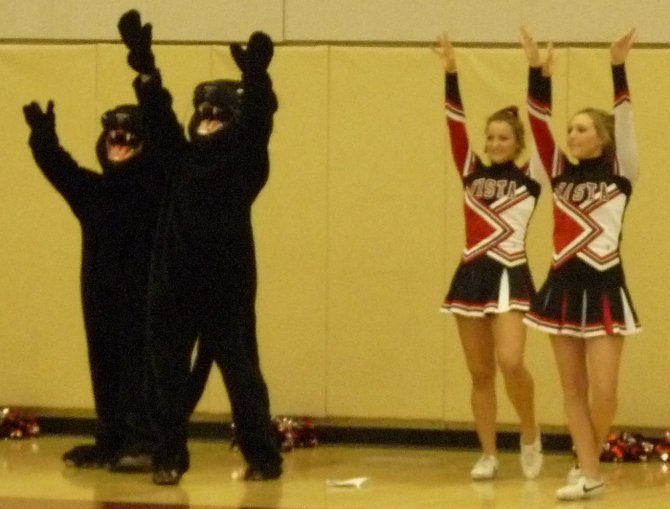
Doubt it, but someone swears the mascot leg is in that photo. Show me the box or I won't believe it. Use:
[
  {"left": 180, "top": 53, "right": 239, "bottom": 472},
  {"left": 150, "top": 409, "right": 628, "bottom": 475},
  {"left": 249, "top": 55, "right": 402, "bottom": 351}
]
[{"left": 204, "top": 310, "right": 282, "bottom": 481}]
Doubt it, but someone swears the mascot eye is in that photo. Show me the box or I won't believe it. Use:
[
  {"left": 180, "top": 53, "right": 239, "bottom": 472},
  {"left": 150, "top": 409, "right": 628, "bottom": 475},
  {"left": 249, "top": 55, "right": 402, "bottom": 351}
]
[
  {"left": 108, "top": 130, "right": 140, "bottom": 148},
  {"left": 109, "top": 131, "right": 124, "bottom": 144}
]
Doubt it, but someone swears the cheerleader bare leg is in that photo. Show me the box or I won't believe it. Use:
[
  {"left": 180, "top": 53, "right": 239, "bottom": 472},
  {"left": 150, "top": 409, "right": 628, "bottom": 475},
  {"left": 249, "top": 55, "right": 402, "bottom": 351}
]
[
  {"left": 551, "top": 336, "right": 597, "bottom": 475},
  {"left": 456, "top": 315, "right": 498, "bottom": 460},
  {"left": 586, "top": 335, "right": 625, "bottom": 450},
  {"left": 490, "top": 312, "right": 538, "bottom": 445},
  {"left": 491, "top": 311, "right": 542, "bottom": 479},
  {"left": 551, "top": 334, "right": 623, "bottom": 484}
]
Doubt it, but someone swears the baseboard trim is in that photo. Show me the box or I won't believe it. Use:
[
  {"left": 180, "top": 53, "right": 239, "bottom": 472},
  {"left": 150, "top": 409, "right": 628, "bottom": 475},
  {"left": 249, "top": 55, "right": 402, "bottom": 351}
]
[{"left": 34, "top": 414, "right": 578, "bottom": 452}]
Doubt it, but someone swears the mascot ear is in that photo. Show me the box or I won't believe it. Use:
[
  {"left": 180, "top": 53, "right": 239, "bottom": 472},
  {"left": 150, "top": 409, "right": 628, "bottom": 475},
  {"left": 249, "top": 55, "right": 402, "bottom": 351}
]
[{"left": 118, "top": 9, "right": 156, "bottom": 74}]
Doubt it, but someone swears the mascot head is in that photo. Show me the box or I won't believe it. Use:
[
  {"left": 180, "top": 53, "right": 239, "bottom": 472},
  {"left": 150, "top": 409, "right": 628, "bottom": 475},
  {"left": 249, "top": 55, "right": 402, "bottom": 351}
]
[
  {"left": 188, "top": 80, "right": 243, "bottom": 145},
  {"left": 96, "top": 104, "right": 145, "bottom": 175}
]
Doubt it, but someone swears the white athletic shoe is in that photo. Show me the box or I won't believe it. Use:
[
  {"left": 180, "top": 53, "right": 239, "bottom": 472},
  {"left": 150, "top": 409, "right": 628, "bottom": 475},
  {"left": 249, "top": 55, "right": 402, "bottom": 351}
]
[
  {"left": 470, "top": 454, "right": 499, "bottom": 480},
  {"left": 566, "top": 465, "right": 582, "bottom": 484},
  {"left": 520, "top": 433, "right": 543, "bottom": 479},
  {"left": 555, "top": 475, "right": 604, "bottom": 501}
]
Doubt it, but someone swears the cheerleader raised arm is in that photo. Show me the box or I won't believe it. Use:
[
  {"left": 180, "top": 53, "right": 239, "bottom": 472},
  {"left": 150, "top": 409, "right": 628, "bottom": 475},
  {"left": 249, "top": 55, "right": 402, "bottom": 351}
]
[
  {"left": 434, "top": 32, "right": 543, "bottom": 482},
  {"left": 521, "top": 27, "right": 640, "bottom": 502},
  {"left": 611, "top": 31, "right": 639, "bottom": 183}
]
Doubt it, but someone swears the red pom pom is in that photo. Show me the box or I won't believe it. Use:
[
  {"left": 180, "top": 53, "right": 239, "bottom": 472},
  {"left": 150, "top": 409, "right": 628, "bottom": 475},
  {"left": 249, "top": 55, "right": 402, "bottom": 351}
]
[{"left": 0, "top": 407, "right": 40, "bottom": 439}]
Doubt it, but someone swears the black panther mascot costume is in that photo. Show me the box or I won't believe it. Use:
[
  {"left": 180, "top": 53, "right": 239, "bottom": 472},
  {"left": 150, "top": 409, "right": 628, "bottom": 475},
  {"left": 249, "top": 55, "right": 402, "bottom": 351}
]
[
  {"left": 23, "top": 100, "right": 165, "bottom": 471},
  {"left": 118, "top": 10, "right": 282, "bottom": 485}
]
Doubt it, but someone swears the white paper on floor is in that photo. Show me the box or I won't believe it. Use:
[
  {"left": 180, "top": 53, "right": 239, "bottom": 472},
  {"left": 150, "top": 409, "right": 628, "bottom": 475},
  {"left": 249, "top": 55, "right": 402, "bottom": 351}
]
[{"left": 326, "top": 477, "right": 370, "bottom": 488}]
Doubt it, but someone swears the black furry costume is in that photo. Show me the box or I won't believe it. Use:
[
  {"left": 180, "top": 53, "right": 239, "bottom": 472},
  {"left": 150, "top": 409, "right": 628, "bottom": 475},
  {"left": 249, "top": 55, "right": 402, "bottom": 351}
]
[
  {"left": 23, "top": 101, "right": 165, "bottom": 469},
  {"left": 118, "top": 11, "right": 282, "bottom": 485}
]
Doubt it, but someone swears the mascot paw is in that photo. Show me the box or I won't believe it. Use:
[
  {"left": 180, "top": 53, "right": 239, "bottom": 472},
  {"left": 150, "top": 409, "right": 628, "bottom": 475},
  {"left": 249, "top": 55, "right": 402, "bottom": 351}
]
[
  {"left": 231, "top": 31, "right": 273, "bottom": 73},
  {"left": 62, "top": 444, "right": 114, "bottom": 469},
  {"left": 23, "top": 101, "right": 55, "bottom": 131},
  {"left": 118, "top": 9, "right": 155, "bottom": 74}
]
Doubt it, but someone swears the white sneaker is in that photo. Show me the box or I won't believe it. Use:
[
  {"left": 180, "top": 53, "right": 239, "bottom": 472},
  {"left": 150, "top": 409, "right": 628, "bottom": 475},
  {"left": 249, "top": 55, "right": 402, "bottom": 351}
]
[
  {"left": 470, "top": 454, "right": 499, "bottom": 480},
  {"left": 520, "top": 433, "right": 543, "bottom": 479},
  {"left": 566, "top": 465, "right": 582, "bottom": 484},
  {"left": 556, "top": 475, "right": 604, "bottom": 501}
]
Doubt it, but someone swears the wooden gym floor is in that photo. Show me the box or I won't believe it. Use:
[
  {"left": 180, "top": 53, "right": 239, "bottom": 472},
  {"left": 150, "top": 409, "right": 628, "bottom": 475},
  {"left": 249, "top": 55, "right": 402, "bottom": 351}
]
[{"left": 1, "top": 435, "right": 669, "bottom": 508}]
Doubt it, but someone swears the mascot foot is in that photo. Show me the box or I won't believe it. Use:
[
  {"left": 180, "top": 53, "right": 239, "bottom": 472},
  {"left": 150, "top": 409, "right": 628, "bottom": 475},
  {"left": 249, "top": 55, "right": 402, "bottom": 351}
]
[
  {"left": 243, "top": 463, "right": 282, "bottom": 481},
  {"left": 152, "top": 467, "right": 183, "bottom": 485},
  {"left": 62, "top": 444, "right": 115, "bottom": 469},
  {"left": 152, "top": 450, "right": 189, "bottom": 485},
  {"left": 110, "top": 452, "right": 153, "bottom": 473}
]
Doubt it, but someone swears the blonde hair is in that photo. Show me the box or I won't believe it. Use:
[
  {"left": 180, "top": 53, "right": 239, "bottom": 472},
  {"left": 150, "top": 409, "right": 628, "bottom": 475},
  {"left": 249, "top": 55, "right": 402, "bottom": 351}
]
[{"left": 573, "top": 107, "right": 615, "bottom": 160}]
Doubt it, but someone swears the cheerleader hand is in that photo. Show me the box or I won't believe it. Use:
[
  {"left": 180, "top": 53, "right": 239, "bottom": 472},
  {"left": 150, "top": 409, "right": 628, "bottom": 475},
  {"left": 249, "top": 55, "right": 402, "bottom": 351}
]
[
  {"left": 432, "top": 32, "right": 457, "bottom": 73},
  {"left": 611, "top": 28, "right": 636, "bottom": 65},
  {"left": 520, "top": 26, "right": 553, "bottom": 77}
]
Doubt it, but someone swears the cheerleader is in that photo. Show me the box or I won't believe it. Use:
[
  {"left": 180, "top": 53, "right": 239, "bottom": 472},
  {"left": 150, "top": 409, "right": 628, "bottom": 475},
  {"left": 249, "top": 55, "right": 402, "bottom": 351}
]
[
  {"left": 521, "top": 28, "right": 639, "bottom": 501},
  {"left": 435, "top": 33, "right": 543, "bottom": 481}
]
